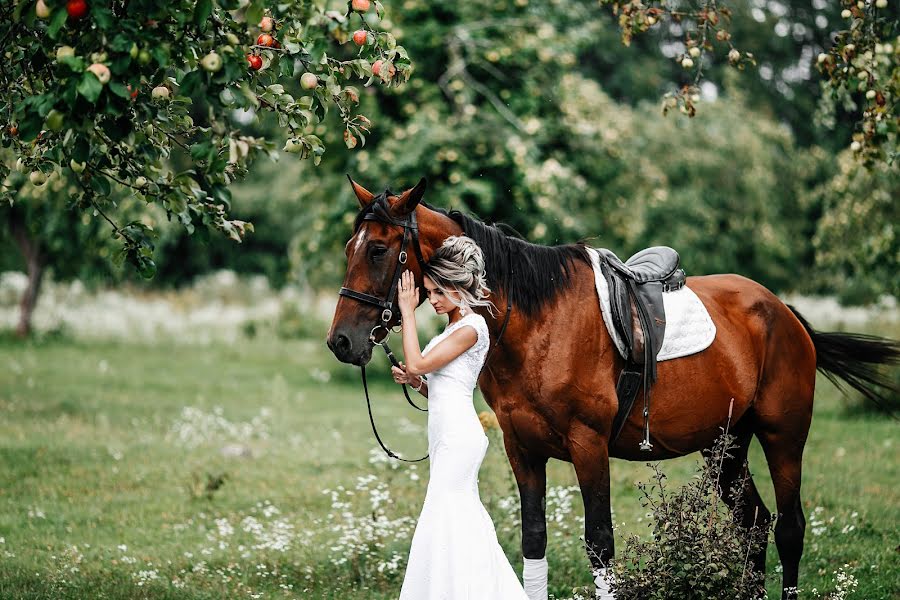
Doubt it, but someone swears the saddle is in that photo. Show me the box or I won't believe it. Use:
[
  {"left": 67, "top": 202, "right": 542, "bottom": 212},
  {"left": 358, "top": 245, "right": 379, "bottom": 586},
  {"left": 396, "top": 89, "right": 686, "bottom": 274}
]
[{"left": 596, "top": 246, "right": 686, "bottom": 451}]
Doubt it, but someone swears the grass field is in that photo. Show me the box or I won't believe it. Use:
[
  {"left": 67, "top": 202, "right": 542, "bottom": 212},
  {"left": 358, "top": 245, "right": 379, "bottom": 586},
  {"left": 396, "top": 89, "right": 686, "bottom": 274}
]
[{"left": 1, "top": 332, "right": 897, "bottom": 599}]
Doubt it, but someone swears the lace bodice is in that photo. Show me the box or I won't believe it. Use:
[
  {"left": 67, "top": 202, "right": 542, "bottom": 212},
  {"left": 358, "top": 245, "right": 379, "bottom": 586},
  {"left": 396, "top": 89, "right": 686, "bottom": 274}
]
[{"left": 421, "top": 312, "right": 491, "bottom": 391}]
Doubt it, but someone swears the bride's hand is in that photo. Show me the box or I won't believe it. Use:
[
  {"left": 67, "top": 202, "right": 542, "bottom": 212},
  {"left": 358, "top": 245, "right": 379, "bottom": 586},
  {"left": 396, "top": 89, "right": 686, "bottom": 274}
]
[
  {"left": 397, "top": 270, "right": 419, "bottom": 316},
  {"left": 392, "top": 361, "right": 415, "bottom": 385}
]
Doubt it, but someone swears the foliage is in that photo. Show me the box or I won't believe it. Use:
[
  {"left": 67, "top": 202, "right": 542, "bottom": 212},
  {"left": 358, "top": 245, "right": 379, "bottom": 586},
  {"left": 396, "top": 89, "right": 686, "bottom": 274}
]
[
  {"left": 0, "top": 162, "right": 139, "bottom": 283},
  {"left": 815, "top": 0, "right": 899, "bottom": 165},
  {"left": 0, "top": 0, "right": 409, "bottom": 276},
  {"left": 807, "top": 149, "right": 899, "bottom": 303},
  {"left": 598, "top": 0, "right": 899, "bottom": 161},
  {"left": 294, "top": 68, "right": 815, "bottom": 293},
  {"left": 1, "top": 0, "right": 895, "bottom": 306},
  {"left": 626, "top": 88, "right": 814, "bottom": 292},
  {"left": 604, "top": 432, "right": 772, "bottom": 600}
]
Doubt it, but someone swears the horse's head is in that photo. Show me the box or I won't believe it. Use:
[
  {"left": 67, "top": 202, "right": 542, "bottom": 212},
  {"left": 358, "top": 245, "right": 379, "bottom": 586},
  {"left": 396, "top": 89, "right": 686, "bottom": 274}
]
[{"left": 326, "top": 175, "right": 460, "bottom": 366}]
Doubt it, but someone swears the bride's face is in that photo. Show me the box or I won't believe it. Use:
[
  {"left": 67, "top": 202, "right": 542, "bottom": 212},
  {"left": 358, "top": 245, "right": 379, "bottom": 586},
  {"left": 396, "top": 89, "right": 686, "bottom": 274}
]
[{"left": 423, "top": 275, "right": 462, "bottom": 315}]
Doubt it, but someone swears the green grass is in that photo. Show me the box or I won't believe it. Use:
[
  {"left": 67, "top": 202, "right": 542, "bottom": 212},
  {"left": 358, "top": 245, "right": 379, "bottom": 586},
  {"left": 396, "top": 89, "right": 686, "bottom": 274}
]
[{"left": 0, "top": 335, "right": 897, "bottom": 599}]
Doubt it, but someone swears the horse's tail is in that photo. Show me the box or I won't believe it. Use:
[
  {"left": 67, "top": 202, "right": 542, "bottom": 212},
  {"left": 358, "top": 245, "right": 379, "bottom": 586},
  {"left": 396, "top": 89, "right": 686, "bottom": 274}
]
[{"left": 787, "top": 304, "right": 900, "bottom": 414}]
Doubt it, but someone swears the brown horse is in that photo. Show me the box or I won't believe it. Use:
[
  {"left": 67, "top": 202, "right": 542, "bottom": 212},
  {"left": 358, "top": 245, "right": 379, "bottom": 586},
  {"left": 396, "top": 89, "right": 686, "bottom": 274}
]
[{"left": 326, "top": 177, "right": 899, "bottom": 599}]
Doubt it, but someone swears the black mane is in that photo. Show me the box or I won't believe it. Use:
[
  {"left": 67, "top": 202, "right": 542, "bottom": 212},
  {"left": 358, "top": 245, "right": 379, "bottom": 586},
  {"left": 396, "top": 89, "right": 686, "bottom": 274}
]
[
  {"left": 438, "top": 206, "right": 592, "bottom": 319},
  {"left": 353, "top": 193, "right": 593, "bottom": 319},
  {"left": 353, "top": 196, "right": 591, "bottom": 316}
]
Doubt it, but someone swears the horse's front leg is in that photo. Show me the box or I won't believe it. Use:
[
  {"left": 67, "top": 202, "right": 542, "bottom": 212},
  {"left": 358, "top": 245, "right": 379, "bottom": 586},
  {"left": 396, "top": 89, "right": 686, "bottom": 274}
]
[
  {"left": 569, "top": 419, "right": 616, "bottom": 599},
  {"left": 502, "top": 430, "right": 549, "bottom": 600}
]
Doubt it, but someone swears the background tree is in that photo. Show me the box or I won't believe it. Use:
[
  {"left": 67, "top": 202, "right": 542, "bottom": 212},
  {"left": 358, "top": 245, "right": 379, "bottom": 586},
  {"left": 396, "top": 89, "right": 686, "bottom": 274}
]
[
  {"left": 2, "top": 0, "right": 897, "bottom": 323},
  {"left": 1, "top": 0, "right": 410, "bottom": 335}
]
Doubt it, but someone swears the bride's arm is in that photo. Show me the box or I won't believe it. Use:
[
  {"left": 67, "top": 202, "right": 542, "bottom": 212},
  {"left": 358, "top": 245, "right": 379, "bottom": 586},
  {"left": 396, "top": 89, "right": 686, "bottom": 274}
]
[
  {"left": 398, "top": 270, "right": 476, "bottom": 377},
  {"left": 403, "top": 324, "right": 477, "bottom": 376}
]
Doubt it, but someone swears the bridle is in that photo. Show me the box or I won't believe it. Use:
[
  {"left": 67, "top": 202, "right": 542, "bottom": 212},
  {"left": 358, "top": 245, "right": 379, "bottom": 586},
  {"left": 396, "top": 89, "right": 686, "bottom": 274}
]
[
  {"left": 338, "top": 206, "right": 513, "bottom": 462},
  {"left": 339, "top": 208, "right": 432, "bottom": 463},
  {"left": 340, "top": 209, "right": 428, "bottom": 348}
]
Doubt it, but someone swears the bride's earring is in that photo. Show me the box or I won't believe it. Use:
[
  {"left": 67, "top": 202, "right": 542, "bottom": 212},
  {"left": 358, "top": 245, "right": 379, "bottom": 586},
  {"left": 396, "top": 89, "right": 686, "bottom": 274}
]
[{"left": 460, "top": 304, "right": 468, "bottom": 316}]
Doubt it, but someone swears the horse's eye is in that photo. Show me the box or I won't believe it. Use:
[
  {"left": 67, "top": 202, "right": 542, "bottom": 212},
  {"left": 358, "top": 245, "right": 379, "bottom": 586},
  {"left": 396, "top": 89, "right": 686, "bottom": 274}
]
[{"left": 369, "top": 246, "right": 388, "bottom": 260}]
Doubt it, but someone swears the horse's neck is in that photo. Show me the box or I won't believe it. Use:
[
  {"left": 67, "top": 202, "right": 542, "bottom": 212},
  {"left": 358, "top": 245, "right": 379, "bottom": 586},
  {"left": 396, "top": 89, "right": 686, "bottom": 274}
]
[{"left": 481, "top": 259, "right": 611, "bottom": 364}]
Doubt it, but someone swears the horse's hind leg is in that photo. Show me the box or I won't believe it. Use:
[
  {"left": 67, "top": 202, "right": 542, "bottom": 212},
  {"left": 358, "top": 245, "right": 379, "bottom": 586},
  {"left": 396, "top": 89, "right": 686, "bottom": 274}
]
[
  {"left": 757, "top": 422, "right": 810, "bottom": 600},
  {"left": 708, "top": 423, "right": 772, "bottom": 575},
  {"left": 748, "top": 298, "right": 816, "bottom": 599}
]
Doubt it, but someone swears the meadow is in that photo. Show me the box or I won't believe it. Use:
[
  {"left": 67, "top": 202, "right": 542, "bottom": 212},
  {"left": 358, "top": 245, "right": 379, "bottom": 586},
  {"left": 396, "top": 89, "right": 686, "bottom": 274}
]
[{"left": 0, "top": 279, "right": 897, "bottom": 599}]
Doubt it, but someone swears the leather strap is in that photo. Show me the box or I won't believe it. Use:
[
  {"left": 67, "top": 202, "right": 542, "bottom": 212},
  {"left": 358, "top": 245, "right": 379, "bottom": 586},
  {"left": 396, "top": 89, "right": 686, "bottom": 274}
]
[{"left": 361, "top": 364, "right": 429, "bottom": 462}]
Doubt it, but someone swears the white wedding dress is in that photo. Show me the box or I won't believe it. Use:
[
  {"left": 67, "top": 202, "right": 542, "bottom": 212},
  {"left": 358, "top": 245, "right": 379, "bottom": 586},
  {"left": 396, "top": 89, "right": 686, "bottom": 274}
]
[{"left": 399, "top": 312, "right": 530, "bottom": 600}]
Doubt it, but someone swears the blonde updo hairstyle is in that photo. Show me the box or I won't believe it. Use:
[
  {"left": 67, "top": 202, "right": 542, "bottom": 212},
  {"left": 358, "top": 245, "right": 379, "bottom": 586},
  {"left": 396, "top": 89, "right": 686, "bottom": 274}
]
[{"left": 423, "top": 235, "right": 498, "bottom": 318}]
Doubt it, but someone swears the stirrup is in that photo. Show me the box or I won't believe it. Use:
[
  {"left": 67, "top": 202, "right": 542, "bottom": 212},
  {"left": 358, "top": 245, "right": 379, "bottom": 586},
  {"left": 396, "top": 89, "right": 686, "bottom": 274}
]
[{"left": 640, "top": 407, "right": 652, "bottom": 451}]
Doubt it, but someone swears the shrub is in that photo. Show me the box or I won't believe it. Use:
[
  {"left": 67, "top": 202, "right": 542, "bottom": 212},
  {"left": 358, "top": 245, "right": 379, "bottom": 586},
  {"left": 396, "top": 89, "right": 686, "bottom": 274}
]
[{"left": 603, "top": 432, "right": 773, "bottom": 600}]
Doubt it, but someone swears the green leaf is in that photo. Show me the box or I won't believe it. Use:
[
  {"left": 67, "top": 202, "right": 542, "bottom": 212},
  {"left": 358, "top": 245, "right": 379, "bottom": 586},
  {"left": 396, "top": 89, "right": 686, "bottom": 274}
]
[
  {"left": 92, "top": 8, "right": 114, "bottom": 29},
  {"left": 194, "top": 0, "right": 212, "bottom": 30},
  {"left": 47, "top": 9, "right": 68, "bottom": 40},
  {"left": 138, "top": 256, "right": 157, "bottom": 279},
  {"left": 59, "top": 55, "right": 86, "bottom": 71},
  {"left": 109, "top": 82, "right": 130, "bottom": 99},
  {"left": 72, "top": 138, "right": 91, "bottom": 163},
  {"left": 279, "top": 58, "right": 295, "bottom": 77},
  {"left": 77, "top": 73, "right": 104, "bottom": 104},
  {"left": 190, "top": 142, "right": 212, "bottom": 161},
  {"left": 179, "top": 70, "right": 205, "bottom": 97},
  {"left": 245, "top": 3, "right": 264, "bottom": 27},
  {"left": 91, "top": 176, "right": 111, "bottom": 196},
  {"left": 17, "top": 112, "right": 43, "bottom": 142}
]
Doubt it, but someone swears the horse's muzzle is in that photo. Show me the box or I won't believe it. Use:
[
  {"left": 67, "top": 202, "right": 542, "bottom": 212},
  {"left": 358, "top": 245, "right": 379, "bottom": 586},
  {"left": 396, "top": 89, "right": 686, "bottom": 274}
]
[{"left": 326, "top": 330, "right": 373, "bottom": 366}]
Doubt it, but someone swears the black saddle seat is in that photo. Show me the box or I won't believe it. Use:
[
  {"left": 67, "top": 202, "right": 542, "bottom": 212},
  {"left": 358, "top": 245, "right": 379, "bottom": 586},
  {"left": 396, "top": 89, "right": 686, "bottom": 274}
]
[{"left": 599, "top": 246, "right": 682, "bottom": 285}]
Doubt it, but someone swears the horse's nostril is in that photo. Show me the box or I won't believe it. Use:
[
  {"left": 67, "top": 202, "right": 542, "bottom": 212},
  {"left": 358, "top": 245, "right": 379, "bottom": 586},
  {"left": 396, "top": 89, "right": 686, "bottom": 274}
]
[{"left": 335, "top": 334, "right": 352, "bottom": 355}]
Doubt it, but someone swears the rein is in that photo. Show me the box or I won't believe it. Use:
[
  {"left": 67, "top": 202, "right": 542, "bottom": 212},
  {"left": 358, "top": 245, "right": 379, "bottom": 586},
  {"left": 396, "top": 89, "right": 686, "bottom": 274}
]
[{"left": 340, "top": 209, "right": 513, "bottom": 462}]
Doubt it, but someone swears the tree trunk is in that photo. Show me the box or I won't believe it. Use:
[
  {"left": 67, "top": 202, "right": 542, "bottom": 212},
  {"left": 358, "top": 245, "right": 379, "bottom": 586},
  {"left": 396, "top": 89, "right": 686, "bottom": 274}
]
[{"left": 8, "top": 207, "right": 45, "bottom": 339}]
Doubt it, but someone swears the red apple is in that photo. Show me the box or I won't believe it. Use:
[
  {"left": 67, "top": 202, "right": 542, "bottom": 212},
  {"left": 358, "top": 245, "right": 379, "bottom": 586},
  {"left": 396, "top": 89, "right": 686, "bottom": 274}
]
[
  {"left": 87, "top": 63, "right": 111, "bottom": 84},
  {"left": 256, "top": 34, "right": 275, "bottom": 47},
  {"left": 246, "top": 54, "right": 263, "bottom": 71},
  {"left": 372, "top": 59, "right": 395, "bottom": 78},
  {"left": 67, "top": 0, "right": 88, "bottom": 19},
  {"left": 351, "top": 0, "right": 371, "bottom": 12},
  {"left": 259, "top": 17, "right": 274, "bottom": 32},
  {"left": 352, "top": 30, "right": 368, "bottom": 46}
]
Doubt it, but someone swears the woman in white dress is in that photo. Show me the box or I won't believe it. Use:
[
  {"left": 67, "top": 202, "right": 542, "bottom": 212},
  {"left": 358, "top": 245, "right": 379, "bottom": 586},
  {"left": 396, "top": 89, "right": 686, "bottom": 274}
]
[{"left": 392, "top": 235, "right": 530, "bottom": 600}]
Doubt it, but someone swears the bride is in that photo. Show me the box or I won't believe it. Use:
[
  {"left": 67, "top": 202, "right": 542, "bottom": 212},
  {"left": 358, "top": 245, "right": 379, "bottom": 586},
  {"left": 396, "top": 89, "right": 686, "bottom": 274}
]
[{"left": 392, "top": 235, "right": 530, "bottom": 599}]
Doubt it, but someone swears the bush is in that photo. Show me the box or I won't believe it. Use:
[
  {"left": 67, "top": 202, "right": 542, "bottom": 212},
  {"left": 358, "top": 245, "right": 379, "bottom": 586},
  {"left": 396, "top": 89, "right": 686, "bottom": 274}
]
[{"left": 604, "top": 432, "right": 772, "bottom": 600}]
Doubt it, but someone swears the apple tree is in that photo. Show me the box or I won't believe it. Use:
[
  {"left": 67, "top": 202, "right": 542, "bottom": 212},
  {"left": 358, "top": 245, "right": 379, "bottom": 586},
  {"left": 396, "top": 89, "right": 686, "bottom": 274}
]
[
  {"left": 0, "top": 0, "right": 409, "bottom": 335},
  {"left": 597, "top": 0, "right": 898, "bottom": 163}
]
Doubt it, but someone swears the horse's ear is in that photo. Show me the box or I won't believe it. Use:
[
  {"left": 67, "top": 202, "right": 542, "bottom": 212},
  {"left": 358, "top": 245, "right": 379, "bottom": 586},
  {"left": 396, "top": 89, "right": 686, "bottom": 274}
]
[
  {"left": 346, "top": 174, "right": 375, "bottom": 208},
  {"left": 390, "top": 177, "right": 427, "bottom": 217}
]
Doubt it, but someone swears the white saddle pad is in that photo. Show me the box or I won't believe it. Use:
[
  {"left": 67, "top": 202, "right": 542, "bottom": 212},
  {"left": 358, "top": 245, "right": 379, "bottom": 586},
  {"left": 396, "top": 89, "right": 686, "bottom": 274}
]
[{"left": 586, "top": 247, "right": 716, "bottom": 362}]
